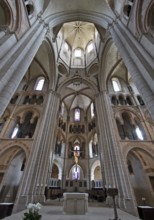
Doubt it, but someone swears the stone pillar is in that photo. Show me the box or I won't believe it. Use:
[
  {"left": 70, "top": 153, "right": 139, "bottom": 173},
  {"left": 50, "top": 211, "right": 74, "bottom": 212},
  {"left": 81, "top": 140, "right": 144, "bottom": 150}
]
[
  {"left": 109, "top": 19, "right": 154, "bottom": 120},
  {"left": 95, "top": 91, "right": 137, "bottom": 215},
  {"left": 0, "top": 17, "right": 49, "bottom": 117},
  {"left": 13, "top": 90, "right": 60, "bottom": 212}
]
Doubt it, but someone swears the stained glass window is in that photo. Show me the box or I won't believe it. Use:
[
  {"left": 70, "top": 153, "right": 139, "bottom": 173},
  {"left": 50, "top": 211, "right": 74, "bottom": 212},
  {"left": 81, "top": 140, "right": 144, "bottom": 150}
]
[
  {"left": 34, "top": 77, "right": 45, "bottom": 91},
  {"left": 74, "top": 108, "right": 80, "bottom": 121}
]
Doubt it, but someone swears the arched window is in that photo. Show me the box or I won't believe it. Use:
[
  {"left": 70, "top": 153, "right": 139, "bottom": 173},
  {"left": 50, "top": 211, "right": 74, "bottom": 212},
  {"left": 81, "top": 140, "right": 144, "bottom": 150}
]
[
  {"left": 89, "top": 140, "right": 93, "bottom": 158},
  {"left": 126, "top": 96, "right": 133, "bottom": 105},
  {"left": 111, "top": 96, "right": 118, "bottom": 105},
  {"left": 60, "top": 102, "right": 65, "bottom": 116},
  {"left": 90, "top": 102, "right": 95, "bottom": 118},
  {"left": 74, "top": 108, "right": 80, "bottom": 121},
  {"left": 87, "top": 42, "right": 94, "bottom": 53},
  {"left": 24, "top": 1, "right": 34, "bottom": 16},
  {"left": 137, "top": 96, "right": 145, "bottom": 106},
  {"left": 64, "top": 42, "right": 69, "bottom": 50},
  {"left": 75, "top": 48, "right": 81, "bottom": 57},
  {"left": 119, "top": 95, "right": 126, "bottom": 105},
  {"left": 124, "top": 5, "right": 132, "bottom": 18},
  {"left": 11, "top": 124, "right": 19, "bottom": 138},
  {"left": 34, "top": 77, "right": 45, "bottom": 91},
  {"left": 112, "top": 78, "right": 121, "bottom": 92},
  {"left": 135, "top": 127, "right": 144, "bottom": 140},
  {"left": 72, "top": 165, "right": 80, "bottom": 180},
  {"left": 10, "top": 95, "right": 18, "bottom": 104}
]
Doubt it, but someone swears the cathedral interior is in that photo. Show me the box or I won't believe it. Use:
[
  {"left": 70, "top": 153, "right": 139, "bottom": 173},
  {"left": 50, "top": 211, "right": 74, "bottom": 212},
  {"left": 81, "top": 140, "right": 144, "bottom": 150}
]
[{"left": 0, "top": 0, "right": 154, "bottom": 218}]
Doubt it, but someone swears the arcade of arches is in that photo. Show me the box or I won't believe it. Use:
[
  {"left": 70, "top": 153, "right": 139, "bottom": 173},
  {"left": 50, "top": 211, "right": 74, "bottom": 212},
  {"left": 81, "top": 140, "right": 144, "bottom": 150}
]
[{"left": 0, "top": 0, "right": 154, "bottom": 217}]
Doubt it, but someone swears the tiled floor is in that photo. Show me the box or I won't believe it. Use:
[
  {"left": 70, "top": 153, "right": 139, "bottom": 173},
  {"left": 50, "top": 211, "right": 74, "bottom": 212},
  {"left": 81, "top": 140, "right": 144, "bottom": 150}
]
[{"left": 3, "top": 200, "right": 140, "bottom": 220}]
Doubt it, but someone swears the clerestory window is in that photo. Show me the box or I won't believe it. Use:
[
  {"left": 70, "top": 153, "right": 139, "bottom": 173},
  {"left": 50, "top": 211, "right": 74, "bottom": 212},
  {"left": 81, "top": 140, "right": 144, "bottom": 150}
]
[
  {"left": 135, "top": 127, "right": 144, "bottom": 140},
  {"left": 75, "top": 49, "right": 81, "bottom": 57},
  {"left": 34, "top": 77, "right": 45, "bottom": 91},
  {"left": 11, "top": 125, "right": 19, "bottom": 138},
  {"left": 74, "top": 108, "right": 80, "bottom": 121},
  {"left": 112, "top": 78, "right": 121, "bottom": 92},
  {"left": 87, "top": 42, "right": 94, "bottom": 53}
]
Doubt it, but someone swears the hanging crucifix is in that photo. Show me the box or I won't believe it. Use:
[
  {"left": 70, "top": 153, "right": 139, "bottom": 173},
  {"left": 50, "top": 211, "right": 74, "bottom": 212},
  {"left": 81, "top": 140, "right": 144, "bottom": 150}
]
[{"left": 71, "top": 146, "right": 82, "bottom": 171}]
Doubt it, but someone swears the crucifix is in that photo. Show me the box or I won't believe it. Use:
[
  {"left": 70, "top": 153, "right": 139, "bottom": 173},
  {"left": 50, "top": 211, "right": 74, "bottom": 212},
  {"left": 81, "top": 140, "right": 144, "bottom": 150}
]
[
  {"left": 71, "top": 146, "right": 82, "bottom": 171},
  {"left": 73, "top": 147, "right": 80, "bottom": 170}
]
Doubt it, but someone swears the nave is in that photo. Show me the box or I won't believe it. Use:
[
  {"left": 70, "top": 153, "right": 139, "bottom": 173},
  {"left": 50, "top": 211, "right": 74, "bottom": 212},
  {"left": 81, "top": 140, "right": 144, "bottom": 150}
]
[{"left": 3, "top": 200, "right": 140, "bottom": 220}]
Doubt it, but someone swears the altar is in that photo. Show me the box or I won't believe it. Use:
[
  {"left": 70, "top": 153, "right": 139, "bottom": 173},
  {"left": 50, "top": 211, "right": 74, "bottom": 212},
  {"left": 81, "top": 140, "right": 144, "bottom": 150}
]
[{"left": 63, "top": 192, "right": 88, "bottom": 214}]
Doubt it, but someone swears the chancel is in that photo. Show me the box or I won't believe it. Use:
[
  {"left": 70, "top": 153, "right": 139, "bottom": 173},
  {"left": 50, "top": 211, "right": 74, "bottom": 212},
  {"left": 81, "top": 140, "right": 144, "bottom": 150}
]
[{"left": 0, "top": 0, "right": 154, "bottom": 220}]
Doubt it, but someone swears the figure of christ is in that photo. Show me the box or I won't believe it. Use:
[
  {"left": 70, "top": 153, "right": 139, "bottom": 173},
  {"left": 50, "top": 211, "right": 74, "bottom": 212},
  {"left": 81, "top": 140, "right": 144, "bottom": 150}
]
[
  {"left": 70, "top": 146, "right": 83, "bottom": 172},
  {"left": 74, "top": 147, "right": 79, "bottom": 165}
]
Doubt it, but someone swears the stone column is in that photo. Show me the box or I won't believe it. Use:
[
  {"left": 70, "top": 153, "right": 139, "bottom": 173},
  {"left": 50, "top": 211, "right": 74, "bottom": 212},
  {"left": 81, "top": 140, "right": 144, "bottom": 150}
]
[
  {"left": 0, "top": 17, "right": 49, "bottom": 117},
  {"left": 109, "top": 19, "right": 154, "bottom": 120},
  {"left": 13, "top": 90, "right": 60, "bottom": 212},
  {"left": 95, "top": 91, "right": 137, "bottom": 215}
]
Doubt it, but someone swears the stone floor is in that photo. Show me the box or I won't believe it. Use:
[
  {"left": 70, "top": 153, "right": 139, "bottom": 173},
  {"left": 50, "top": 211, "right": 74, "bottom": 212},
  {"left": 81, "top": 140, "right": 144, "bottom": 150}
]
[{"left": 2, "top": 199, "right": 141, "bottom": 220}]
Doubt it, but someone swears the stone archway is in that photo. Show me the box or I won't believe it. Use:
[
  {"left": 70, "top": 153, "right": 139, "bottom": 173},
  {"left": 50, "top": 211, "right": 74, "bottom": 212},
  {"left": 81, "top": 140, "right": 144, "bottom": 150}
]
[
  {"left": 0, "top": 147, "right": 26, "bottom": 203},
  {"left": 91, "top": 160, "right": 102, "bottom": 181},
  {"left": 127, "top": 148, "right": 154, "bottom": 206}
]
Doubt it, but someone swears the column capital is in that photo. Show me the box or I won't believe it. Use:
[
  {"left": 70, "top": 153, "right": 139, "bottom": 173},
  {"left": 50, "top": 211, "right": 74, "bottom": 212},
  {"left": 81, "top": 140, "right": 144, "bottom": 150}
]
[
  {"left": 48, "top": 89, "right": 60, "bottom": 98},
  {"left": 37, "top": 13, "right": 50, "bottom": 34},
  {"left": 95, "top": 90, "right": 108, "bottom": 98}
]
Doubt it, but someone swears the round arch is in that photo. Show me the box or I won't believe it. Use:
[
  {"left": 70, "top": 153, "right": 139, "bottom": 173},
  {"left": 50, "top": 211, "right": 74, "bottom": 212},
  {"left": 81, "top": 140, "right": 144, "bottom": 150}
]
[
  {"left": 51, "top": 160, "right": 63, "bottom": 179},
  {"left": 0, "top": 1, "right": 11, "bottom": 26},
  {"left": 0, "top": 145, "right": 27, "bottom": 203},
  {"left": 42, "top": 37, "right": 57, "bottom": 90},
  {"left": 68, "top": 164, "right": 84, "bottom": 180},
  {"left": 0, "top": 142, "right": 30, "bottom": 160},
  {"left": 90, "top": 160, "right": 102, "bottom": 180},
  {"left": 126, "top": 145, "right": 154, "bottom": 206},
  {"left": 57, "top": 77, "right": 98, "bottom": 94},
  {"left": 123, "top": 143, "right": 154, "bottom": 160},
  {"left": 44, "top": 7, "right": 115, "bottom": 30},
  {"left": 99, "top": 37, "right": 120, "bottom": 91}
]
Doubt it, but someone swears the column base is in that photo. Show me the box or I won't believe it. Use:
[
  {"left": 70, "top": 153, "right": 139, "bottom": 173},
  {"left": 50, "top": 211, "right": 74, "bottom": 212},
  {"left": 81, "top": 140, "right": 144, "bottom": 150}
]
[
  {"left": 13, "top": 195, "right": 27, "bottom": 213},
  {"left": 12, "top": 194, "right": 45, "bottom": 213},
  {"left": 123, "top": 198, "right": 138, "bottom": 216},
  {"left": 106, "top": 196, "right": 138, "bottom": 216},
  {"left": 33, "top": 194, "right": 45, "bottom": 204}
]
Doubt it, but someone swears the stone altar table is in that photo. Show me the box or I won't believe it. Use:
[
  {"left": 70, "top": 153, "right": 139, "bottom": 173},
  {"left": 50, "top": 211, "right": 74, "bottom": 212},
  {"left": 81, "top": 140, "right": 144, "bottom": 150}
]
[{"left": 63, "top": 192, "right": 88, "bottom": 214}]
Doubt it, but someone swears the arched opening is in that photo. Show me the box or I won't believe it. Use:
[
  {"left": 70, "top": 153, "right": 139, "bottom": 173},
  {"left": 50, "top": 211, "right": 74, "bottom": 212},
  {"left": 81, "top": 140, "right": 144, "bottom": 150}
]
[
  {"left": 124, "top": 5, "right": 132, "bottom": 18},
  {"left": 147, "top": 4, "right": 154, "bottom": 34},
  {"left": 0, "top": 2, "right": 11, "bottom": 26},
  {"left": 94, "top": 166, "right": 102, "bottom": 180},
  {"left": 69, "top": 165, "right": 83, "bottom": 180},
  {"left": 34, "top": 76, "right": 45, "bottom": 91},
  {"left": 51, "top": 164, "right": 59, "bottom": 179},
  {"left": 122, "top": 112, "right": 136, "bottom": 140},
  {"left": 112, "top": 78, "right": 121, "bottom": 92},
  {"left": 0, "top": 148, "right": 26, "bottom": 203},
  {"left": 127, "top": 148, "right": 154, "bottom": 206}
]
